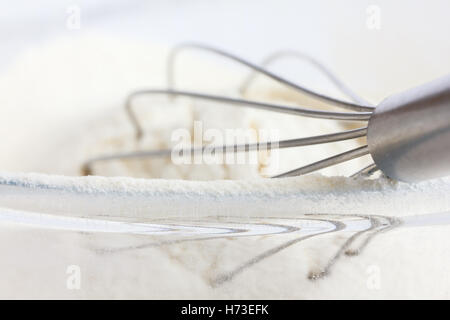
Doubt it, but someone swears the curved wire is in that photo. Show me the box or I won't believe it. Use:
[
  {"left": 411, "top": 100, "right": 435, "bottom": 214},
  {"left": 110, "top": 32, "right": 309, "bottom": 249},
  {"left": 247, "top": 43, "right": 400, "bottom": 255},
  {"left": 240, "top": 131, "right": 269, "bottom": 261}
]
[
  {"left": 272, "top": 145, "right": 370, "bottom": 178},
  {"left": 81, "top": 128, "right": 368, "bottom": 176},
  {"left": 239, "top": 50, "right": 372, "bottom": 106},
  {"left": 167, "top": 43, "right": 374, "bottom": 112},
  {"left": 350, "top": 163, "right": 379, "bottom": 178},
  {"left": 125, "top": 89, "right": 372, "bottom": 139}
]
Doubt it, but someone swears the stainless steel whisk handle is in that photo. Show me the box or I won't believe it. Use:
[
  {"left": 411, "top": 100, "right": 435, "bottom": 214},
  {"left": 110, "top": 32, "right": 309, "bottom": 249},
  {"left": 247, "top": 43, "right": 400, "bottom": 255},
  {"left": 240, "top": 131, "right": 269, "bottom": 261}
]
[{"left": 367, "top": 74, "right": 450, "bottom": 182}]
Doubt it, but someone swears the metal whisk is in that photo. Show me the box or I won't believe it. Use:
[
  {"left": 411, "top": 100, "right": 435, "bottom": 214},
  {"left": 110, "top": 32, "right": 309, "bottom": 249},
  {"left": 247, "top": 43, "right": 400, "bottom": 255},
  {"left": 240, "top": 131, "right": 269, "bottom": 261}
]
[{"left": 82, "top": 43, "right": 450, "bottom": 183}]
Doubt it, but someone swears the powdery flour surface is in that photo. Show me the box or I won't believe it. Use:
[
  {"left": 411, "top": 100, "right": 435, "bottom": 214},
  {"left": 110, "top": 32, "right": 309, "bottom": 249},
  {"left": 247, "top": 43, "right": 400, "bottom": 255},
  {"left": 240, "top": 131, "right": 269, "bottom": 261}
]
[{"left": 0, "top": 36, "right": 449, "bottom": 299}]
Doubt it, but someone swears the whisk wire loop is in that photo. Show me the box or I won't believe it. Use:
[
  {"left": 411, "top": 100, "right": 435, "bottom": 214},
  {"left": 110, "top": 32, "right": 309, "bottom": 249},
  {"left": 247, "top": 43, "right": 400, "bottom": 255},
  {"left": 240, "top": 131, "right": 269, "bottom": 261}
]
[{"left": 82, "top": 44, "right": 375, "bottom": 178}]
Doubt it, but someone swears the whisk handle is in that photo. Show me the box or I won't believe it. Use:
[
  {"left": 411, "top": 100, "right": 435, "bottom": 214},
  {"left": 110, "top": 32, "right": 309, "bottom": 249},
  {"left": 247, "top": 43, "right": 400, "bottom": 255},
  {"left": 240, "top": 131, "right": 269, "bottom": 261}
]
[{"left": 367, "top": 74, "right": 450, "bottom": 182}]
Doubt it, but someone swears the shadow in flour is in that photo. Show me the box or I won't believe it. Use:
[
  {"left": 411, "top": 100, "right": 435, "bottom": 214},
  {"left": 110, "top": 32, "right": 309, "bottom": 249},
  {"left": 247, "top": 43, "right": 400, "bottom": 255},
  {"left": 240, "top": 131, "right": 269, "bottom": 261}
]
[{"left": 92, "top": 213, "right": 401, "bottom": 287}]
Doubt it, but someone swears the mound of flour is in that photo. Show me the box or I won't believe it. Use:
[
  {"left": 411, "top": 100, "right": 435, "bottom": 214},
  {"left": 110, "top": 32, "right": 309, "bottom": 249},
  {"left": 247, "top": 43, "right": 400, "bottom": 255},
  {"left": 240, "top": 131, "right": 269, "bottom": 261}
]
[{"left": 0, "top": 35, "right": 371, "bottom": 179}]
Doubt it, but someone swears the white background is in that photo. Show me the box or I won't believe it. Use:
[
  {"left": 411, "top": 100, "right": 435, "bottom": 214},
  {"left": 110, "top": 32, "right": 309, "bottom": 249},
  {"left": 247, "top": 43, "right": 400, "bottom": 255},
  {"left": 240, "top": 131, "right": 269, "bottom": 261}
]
[{"left": 1, "top": 0, "right": 449, "bottom": 101}]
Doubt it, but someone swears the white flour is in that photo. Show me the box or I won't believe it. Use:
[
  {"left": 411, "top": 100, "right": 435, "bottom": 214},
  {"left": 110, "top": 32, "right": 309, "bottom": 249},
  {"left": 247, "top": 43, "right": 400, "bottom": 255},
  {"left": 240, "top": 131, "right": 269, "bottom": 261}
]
[
  {"left": 0, "top": 35, "right": 369, "bottom": 179},
  {"left": 0, "top": 36, "right": 449, "bottom": 299}
]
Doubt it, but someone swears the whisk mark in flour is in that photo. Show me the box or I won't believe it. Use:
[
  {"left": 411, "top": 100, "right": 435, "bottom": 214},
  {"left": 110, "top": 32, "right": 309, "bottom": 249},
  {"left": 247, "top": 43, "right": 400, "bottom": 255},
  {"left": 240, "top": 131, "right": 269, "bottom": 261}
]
[
  {"left": 306, "top": 214, "right": 400, "bottom": 280},
  {"left": 85, "top": 214, "right": 399, "bottom": 287},
  {"left": 211, "top": 214, "right": 399, "bottom": 286},
  {"left": 0, "top": 208, "right": 415, "bottom": 287},
  {"left": 211, "top": 218, "right": 345, "bottom": 287}
]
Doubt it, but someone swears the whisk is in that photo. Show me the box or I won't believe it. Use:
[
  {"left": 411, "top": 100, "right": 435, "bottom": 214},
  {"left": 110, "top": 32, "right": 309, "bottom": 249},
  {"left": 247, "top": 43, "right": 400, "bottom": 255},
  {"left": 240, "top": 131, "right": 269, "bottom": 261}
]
[{"left": 82, "top": 43, "right": 450, "bottom": 183}]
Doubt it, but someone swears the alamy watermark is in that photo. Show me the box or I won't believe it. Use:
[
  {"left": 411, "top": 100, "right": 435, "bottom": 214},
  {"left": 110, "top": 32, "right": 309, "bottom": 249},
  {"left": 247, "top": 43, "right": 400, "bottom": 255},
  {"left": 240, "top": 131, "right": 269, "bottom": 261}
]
[
  {"left": 170, "top": 121, "right": 280, "bottom": 170},
  {"left": 66, "top": 5, "right": 81, "bottom": 30},
  {"left": 366, "top": 264, "right": 381, "bottom": 290},
  {"left": 66, "top": 265, "right": 81, "bottom": 290},
  {"left": 366, "top": 5, "right": 381, "bottom": 30}
]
